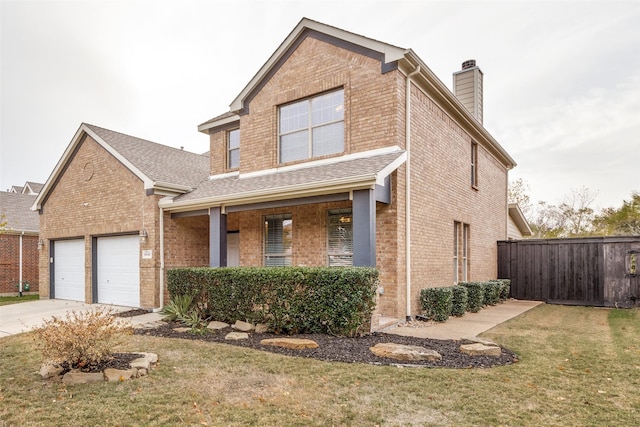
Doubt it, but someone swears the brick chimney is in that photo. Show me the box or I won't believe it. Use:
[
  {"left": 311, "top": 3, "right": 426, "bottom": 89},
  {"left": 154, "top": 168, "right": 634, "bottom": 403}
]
[{"left": 453, "top": 59, "right": 483, "bottom": 124}]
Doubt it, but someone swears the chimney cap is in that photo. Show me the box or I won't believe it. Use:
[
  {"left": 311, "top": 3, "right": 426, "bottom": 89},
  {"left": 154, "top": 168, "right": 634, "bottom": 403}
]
[{"left": 461, "top": 59, "right": 476, "bottom": 70}]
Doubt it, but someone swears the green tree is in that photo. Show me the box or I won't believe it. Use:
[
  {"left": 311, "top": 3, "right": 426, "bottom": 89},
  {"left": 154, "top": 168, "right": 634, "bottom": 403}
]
[{"left": 593, "top": 192, "right": 640, "bottom": 236}]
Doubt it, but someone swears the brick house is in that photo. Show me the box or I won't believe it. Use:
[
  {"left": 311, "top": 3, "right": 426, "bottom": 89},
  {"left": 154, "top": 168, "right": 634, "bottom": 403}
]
[
  {"left": 1, "top": 189, "right": 41, "bottom": 295},
  {"left": 34, "top": 18, "right": 516, "bottom": 325}
]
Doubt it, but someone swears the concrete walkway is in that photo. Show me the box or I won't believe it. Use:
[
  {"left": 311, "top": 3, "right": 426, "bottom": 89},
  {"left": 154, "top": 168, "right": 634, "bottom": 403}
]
[
  {"left": 384, "top": 299, "right": 543, "bottom": 340},
  {"left": 0, "top": 299, "right": 165, "bottom": 337}
]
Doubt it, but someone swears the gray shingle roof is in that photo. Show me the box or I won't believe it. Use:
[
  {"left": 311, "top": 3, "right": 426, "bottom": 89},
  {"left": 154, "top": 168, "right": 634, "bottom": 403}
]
[
  {"left": 85, "top": 124, "right": 210, "bottom": 189},
  {"left": 172, "top": 150, "right": 405, "bottom": 205},
  {"left": 0, "top": 192, "right": 39, "bottom": 232}
]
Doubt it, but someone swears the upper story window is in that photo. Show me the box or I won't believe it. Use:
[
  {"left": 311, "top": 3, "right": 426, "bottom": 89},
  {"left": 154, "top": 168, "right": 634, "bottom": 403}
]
[
  {"left": 228, "top": 129, "right": 240, "bottom": 169},
  {"left": 279, "top": 89, "right": 344, "bottom": 163},
  {"left": 471, "top": 141, "right": 478, "bottom": 188}
]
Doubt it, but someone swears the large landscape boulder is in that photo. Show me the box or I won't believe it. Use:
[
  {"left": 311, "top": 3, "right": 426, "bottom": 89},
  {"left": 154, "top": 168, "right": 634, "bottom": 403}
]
[{"left": 370, "top": 343, "right": 442, "bottom": 361}]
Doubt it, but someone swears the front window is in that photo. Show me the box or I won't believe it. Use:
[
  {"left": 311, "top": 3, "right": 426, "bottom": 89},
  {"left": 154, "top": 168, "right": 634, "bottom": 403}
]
[
  {"left": 264, "top": 214, "right": 292, "bottom": 266},
  {"left": 328, "top": 210, "right": 353, "bottom": 266},
  {"left": 228, "top": 129, "right": 240, "bottom": 169},
  {"left": 279, "top": 89, "right": 344, "bottom": 163}
]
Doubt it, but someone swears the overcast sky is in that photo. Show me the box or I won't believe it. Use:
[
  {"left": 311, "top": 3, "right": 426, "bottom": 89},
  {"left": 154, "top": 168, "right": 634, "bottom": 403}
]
[{"left": 1, "top": 0, "right": 638, "bottom": 210}]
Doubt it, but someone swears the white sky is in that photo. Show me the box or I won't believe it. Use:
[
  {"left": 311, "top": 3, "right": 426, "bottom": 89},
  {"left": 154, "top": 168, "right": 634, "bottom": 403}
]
[{"left": 1, "top": 0, "right": 639, "bottom": 210}]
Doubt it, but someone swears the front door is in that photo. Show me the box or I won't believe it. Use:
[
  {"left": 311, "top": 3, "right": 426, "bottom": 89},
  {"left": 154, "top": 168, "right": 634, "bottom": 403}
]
[{"left": 227, "top": 232, "right": 240, "bottom": 267}]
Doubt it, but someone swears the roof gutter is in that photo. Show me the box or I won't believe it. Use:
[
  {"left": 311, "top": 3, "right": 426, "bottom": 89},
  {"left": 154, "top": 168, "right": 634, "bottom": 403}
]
[{"left": 406, "top": 63, "right": 421, "bottom": 321}]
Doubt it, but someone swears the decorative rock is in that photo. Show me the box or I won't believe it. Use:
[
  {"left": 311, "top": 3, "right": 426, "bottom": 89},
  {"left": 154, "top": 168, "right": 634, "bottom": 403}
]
[
  {"left": 173, "top": 327, "right": 191, "bottom": 333},
  {"left": 463, "top": 336, "right": 498, "bottom": 347},
  {"left": 232, "top": 320, "right": 255, "bottom": 332},
  {"left": 39, "top": 364, "right": 64, "bottom": 379},
  {"left": 370, "top": 343, "right": 442, "bottom": 361},
  {"left": 136, "top": 352, "right": 158, "bottom": 364},
  {"left": 225, "top": 332, "right": 249, "bottom": 340},
  {"left": 129, "top": 353, "right": 157, "bottom": 370},
  {"left": 260, "top": 338, "right": 319, "bottom": 349},
  {"left": 207, "top": 321, "right": 230, "bottom": 330},
  {"left": 137, "top": 368, "right": 148, "bottom": 377},
  {"left": 104, "top": 368, "right": 135, "bottom": 382},
  {"left": 62, "top": 372, "right": 104, "bottom": 385},
  {"left": 460, "top": 343, "right": 502, "bottom": 357},
  {"left": 255, "top": 323, "right": 269, "bottom": 333}
]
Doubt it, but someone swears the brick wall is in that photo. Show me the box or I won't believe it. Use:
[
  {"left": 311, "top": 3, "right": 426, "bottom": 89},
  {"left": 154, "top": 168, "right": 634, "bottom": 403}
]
[
  {"left": 407, "top": 83, "right": 508, "bottom": 314},
  {"left": 39, "top": 135, "right": 159, "bottom": 308},
  {"left": 0, "top": 233, "right": 39, "bottom": 294},
  {"left": 210, "top": 35, "right": 402, "bottom": 175}
]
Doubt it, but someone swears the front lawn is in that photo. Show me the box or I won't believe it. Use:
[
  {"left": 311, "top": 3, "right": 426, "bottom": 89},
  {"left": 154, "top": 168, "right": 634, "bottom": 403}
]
[
  {"left": 0, "top": 305, "right": 637, "bottom": 426},
  {"left": 0, "top": 294, "right": 39, "bottom": 306}
]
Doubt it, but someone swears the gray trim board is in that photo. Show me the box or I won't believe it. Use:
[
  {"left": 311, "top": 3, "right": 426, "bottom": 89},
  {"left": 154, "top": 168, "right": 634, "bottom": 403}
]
[
  {"left": 225, "top": 193, "right": 350, "bottom": 213},
  {"left": 352, "top": 189, "right": 376, "bottom": 267},
  {"left": 209, "top": 207, "right": 227, "bottom": 267}
]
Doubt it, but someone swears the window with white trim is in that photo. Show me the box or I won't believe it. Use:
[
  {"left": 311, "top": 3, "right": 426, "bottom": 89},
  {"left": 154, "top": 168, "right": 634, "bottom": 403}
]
[
  {"left": 228, "top": 129, "right": 240, "bottom": 169},
  {"left": 279, "top": 89, "right": 344, "bottom": 163},
  {"left": 454, "top": 221, "right": 470, "bottom": 282},
  {"left": 471, "top": 141, "right": 478, "bottom": 188},
  {"left": 328, "top": 210, "right": 353, "bottom": 266},
  {"left": 264, "top": 214, "right": 292, "bottom": 266}
]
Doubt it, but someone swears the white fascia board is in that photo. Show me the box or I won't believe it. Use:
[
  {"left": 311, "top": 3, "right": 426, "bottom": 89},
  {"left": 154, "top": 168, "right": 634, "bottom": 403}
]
[
  {"left": 230, "top": 18, "right": 407, "bottom": 112},
  {"left": 376, "top": 151, "right": 407, "bottom": 185},
  {"left": 197, "top": 113, "right": 240, "bottom": 133}
]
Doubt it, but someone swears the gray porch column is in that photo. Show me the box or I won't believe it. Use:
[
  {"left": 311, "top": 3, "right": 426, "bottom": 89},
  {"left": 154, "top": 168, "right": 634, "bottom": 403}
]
[
  {"left": 209, "top": 207, "right": 227, "bottom": 267},
  {"left": 353, "top": 189, "right": 376, "bottom": 267}
]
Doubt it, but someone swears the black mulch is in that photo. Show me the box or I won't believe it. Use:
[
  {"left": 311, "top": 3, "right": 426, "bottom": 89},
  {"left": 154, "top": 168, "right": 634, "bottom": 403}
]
[
  {"left": 116, "top": 309, "right": 152, "bottom": 318},
  {"left": 62, "top": 353, "right": 143, "bottom": 374},
  {"left": 134, "top": 321, "right": 519, "bottom": 369}
]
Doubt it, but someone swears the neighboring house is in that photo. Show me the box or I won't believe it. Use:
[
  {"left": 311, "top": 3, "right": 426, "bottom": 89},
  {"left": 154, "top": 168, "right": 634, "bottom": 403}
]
[
  {"left": 507, "top": 203, "right": 533, "bottom": 239},
  {"left": 0, "top": 190, "right": 40, "bottom": 295},
  {"left": 34, "top": 18, "right": 516, "bottom": 326}
]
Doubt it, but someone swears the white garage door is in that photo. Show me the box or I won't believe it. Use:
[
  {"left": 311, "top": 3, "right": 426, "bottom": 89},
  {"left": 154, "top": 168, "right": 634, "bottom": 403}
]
[
  {"left": 54, "top": 239, "right": 85, "bottom": 301},
  {"left": 97, "top": 235, "right": 140, "bottom": 307}
]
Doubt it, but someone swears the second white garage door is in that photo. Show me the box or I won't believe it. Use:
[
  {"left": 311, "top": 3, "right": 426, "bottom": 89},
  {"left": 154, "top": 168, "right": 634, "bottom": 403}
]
[{"left": 97, "top": 235, "right": 140, "bottom": 307}]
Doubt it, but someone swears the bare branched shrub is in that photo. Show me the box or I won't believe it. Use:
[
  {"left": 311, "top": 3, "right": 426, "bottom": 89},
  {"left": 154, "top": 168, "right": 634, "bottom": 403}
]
[{"left": 34, "top": 308, "right": 133, "bottom": 368}]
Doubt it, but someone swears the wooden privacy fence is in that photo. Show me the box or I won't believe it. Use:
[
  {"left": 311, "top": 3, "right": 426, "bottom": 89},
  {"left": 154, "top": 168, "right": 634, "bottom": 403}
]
[{"left": 498, "top": 236, "right": 640, "bottom": 308}]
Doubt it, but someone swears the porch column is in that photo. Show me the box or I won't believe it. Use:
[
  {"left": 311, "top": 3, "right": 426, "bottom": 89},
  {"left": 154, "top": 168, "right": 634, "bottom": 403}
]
[
  {"left": 209, "top": 207, "right": 227, "bottom": 267},
  {"left": 353, "top": 189, "right": 376, "bottom": 267}
]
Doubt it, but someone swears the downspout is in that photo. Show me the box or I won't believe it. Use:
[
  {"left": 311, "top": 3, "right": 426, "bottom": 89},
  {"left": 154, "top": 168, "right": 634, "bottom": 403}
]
[
  {"left": 153, "top": 206, "right": 165, "bottom": 312},
  {"left": 405, "top": 64, "right": 420, "bottom": 321},
  {"left": 19, "top": 231, "right": 24, "bottom": 296}
]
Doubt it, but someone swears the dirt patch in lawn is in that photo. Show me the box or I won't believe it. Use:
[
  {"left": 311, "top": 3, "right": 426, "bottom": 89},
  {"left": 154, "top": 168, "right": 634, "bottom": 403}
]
[{"left": 135, "top": 321, "right": 518, "bottom": 368}]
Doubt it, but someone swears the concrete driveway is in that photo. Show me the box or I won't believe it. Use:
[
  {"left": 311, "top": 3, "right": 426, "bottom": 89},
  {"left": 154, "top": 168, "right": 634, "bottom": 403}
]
[{"left": 0, "top": 299, "right": 163, "bottom": 337}]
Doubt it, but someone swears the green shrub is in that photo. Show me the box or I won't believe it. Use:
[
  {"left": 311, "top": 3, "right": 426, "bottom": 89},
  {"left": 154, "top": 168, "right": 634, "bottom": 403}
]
[
  {"left": 484, "top": 281, "right": 501, "bottom": 306},
  {"left": 420, "top": 287, "right": 453, "bottom": 322},
  {"left": 459, "top": 282, "right": 485, "bottom": 312},
  {"left": 161, "top": 294, "right": 194, "bottom": 321},
  {"left": 451, "top": 285, "right": 468, "bottom": 316},
  {"left": 498, "top": 279, "right": 511, "bottom": 300},
  {"left": 34, "top": 308, "right": 132, "bottom": 368},
  {"left": 167, "top": 266, "right": 379, "bottom": 336}
]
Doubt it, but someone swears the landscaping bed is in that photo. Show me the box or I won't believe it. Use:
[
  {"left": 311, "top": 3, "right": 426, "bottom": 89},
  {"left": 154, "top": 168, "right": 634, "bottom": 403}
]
[{"left": 135, "top": 321, "right": 518, "bottom": 368}]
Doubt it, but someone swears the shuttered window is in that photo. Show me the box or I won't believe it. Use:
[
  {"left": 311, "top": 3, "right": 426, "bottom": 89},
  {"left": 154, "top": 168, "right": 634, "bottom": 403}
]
[
  {"left": 328, "top": 210, "right": 353, "bottom": 266},
  {"left": 264, "top": 214, "right": 292, "bottom": 266},
  {"left": 279, "top": 89, "right": 344, "bottom": 163}
]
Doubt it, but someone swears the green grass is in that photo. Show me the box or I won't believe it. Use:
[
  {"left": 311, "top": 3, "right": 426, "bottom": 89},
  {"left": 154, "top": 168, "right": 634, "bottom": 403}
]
[
  {"left": 0, "top": 304, "right": 638, "bottom": 426},
  {"left": 0, "top": 294, "right": 39, "bottom": 306}
]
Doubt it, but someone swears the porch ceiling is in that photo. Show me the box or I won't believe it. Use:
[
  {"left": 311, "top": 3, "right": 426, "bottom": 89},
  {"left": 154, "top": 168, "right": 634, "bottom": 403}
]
[{"left": 160, "top": 148, "right": 406, "bottom": 212}]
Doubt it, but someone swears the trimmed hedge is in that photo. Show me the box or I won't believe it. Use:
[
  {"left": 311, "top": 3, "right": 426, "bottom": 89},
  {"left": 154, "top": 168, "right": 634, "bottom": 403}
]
[
  {"left": 166, "top": 267, "right": 379, "bottom": 336},
  {"left": 459, "top": 282, "right": 485, "bottom": 312},
  {"left": 484, "top": 281, "right": 501, "bottom": 306},
  {"left": 451, "top": 285, "right": 468, "bottom": 317},
  {"left": 420, "top": 287, "right": 453, "bottom": 322}
]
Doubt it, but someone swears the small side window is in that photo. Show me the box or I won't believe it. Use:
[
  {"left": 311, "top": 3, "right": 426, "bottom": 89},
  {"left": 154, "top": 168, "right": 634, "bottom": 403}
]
[{"left": 228, "top": 129, "right": 240, "bottom": 169}]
